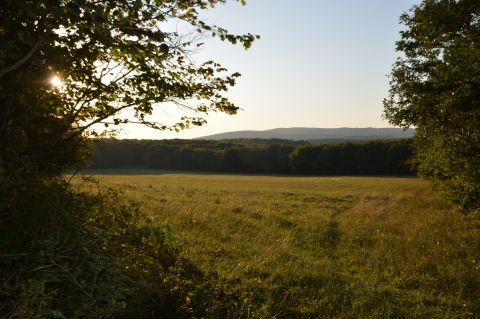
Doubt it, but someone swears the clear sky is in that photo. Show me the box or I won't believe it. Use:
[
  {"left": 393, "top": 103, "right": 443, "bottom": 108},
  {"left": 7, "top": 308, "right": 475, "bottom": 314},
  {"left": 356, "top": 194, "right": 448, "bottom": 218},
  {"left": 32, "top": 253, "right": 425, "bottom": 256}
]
[{"left": 119, "top": 0, "right": 419, "bottom": 139}]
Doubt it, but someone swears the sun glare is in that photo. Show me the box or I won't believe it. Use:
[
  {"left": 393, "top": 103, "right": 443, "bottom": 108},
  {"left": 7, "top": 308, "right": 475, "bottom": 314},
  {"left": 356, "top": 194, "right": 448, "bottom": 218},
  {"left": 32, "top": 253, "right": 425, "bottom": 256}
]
[{"left": 50, "top": 75, "right": 63, "bottom": 88}]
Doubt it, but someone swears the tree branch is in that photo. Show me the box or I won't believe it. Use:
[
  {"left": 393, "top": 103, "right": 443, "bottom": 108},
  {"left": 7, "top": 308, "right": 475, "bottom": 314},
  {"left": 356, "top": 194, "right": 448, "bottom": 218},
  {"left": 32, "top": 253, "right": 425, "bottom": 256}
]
[
  {"left": 77, "top": 101, "right": 138, "bottom": 133},
  {"left": 0, "top": 32, "right": 48, "bottom": 80}
]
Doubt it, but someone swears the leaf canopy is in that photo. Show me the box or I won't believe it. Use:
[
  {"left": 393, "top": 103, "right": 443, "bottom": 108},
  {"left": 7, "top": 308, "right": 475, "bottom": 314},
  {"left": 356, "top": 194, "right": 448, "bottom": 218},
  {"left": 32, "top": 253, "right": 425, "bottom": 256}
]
[
  {"left": 384, "top": 0, "right": 480, "bottom": 210},
  {"left": 0, "top": 0, "right": 258, "bottom": 175}
]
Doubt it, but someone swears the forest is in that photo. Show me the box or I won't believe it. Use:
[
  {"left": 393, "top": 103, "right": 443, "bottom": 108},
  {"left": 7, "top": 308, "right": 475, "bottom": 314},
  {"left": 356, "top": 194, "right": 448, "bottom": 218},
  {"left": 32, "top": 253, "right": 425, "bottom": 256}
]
[{"left": 90, "top": 138, "right": 414, "bottom": 175}]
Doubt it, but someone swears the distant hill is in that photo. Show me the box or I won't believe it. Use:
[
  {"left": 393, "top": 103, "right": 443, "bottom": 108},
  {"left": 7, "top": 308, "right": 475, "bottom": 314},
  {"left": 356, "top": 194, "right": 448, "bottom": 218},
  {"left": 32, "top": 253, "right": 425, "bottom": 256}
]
[{"left": 197, "top": 127, "right": 415, "bottom": 142}]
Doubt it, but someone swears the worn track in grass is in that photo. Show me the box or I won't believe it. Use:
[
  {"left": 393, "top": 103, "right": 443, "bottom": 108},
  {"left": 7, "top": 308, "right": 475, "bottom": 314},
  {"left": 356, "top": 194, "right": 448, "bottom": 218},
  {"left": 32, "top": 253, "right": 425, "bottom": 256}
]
[{"left": 72, "top": 173, "right": 480, "bottom": 318}]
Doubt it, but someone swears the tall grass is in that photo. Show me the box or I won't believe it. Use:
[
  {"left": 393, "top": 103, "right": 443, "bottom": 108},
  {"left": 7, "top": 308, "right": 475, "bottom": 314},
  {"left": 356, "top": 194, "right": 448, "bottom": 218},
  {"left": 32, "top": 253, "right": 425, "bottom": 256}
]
[
  {"left": 0, "top": 178, "right": 257, "bottom": 318},
  {"left": 82, "top": 174, "right": 480, "bottom": 318}
]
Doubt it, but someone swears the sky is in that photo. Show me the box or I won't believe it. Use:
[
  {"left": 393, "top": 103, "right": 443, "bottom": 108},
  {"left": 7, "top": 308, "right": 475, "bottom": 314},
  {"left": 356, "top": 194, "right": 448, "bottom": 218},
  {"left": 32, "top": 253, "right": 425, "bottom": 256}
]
[{"left": 119, "top": 0, "right": 419, "bottom": 139}]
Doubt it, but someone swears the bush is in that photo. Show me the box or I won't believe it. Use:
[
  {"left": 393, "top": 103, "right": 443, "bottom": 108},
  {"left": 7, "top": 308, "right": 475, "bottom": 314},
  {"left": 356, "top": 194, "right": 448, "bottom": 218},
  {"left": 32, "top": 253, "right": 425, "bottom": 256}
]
[{"left": 0, "top": 177, "right": 254, "bottom": 318}]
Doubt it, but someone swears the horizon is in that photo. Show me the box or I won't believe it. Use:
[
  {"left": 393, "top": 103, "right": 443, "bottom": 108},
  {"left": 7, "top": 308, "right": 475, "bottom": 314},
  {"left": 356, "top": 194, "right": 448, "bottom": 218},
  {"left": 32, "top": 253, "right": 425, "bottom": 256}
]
[
  {"left": 116, "top": 0, "right": 420, "bottom": 140},
  {"left": 112, "top": 126, "right": 415, "bottom": 141}
]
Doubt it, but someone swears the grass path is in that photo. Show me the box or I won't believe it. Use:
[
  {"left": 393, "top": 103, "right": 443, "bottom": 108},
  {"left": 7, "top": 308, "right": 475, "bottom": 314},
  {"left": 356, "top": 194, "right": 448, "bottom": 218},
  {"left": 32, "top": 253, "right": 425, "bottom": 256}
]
[{"left": 73, "top": 174, "right": 479, "bottom": 318}]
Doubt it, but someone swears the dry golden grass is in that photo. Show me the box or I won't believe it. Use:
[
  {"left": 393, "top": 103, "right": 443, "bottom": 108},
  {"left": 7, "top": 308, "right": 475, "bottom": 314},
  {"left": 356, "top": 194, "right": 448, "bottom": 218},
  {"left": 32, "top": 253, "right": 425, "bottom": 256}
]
[{"left": 71, "top": 173, "right": 480, "bottom": 318}]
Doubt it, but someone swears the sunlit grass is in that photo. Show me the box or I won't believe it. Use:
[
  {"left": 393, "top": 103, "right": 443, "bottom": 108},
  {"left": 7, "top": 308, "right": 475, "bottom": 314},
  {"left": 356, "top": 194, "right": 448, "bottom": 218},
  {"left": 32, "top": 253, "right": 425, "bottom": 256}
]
[{"left": 72, "top": 173, "right": 480, "bottom": 318}]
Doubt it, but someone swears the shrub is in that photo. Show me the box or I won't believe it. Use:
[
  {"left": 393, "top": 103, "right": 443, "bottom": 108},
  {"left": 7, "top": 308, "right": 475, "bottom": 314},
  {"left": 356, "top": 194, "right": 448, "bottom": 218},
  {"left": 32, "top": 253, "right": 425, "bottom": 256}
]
[{"left": 0, "top": 177, "right": 253, "bottom": 318}]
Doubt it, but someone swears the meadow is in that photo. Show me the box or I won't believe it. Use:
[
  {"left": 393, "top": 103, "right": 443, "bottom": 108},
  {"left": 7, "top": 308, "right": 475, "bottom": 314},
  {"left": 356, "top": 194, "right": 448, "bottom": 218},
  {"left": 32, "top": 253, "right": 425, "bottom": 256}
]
[{"left": 74, "top": 173, "right": 480, "bottom": 318}]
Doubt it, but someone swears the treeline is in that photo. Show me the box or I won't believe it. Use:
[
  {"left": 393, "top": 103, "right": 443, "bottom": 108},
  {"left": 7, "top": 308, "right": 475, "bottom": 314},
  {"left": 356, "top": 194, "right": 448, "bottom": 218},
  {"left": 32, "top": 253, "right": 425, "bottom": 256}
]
[{"left": 90, "top": 138, "right": 414, "bottom": 175}]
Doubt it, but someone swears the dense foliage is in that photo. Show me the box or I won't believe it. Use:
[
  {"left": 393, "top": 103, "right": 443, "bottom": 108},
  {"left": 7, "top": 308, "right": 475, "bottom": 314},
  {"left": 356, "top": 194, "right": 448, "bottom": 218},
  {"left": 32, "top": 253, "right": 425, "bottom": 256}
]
[
  {"left": 90, "top": 138, "right": 414, "bottom": 175},
  {"left": 0, "top": 0, "right": 257, "bottom": 178},
  {"left": 0, "top": 178, "right": 257, "bottom": 317},
  {"left": 384, "top": 0, "right": 480, "bottom": 210},
  {"left": 0, "top": 0, "right": 260, "bottom": 317}
]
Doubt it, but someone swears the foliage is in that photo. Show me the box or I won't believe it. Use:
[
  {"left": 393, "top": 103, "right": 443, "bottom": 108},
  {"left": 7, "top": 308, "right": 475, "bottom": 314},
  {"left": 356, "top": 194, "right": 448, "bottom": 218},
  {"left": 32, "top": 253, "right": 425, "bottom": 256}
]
[
  {"left": 0, "top": 0, "right": 257, "bottom": 177},
  {"left": 0, "top": 1, "right": 260, "bottom": 317},
  {"left": 88, "top": 138, "right": 414, "bottom": 175},
  {"left": 0, "top": 177, "right": 258, "bottom": 318},
  {"left": 289, "top": 140, "right": 413, "bottom": 175},
  {"left": 384, "top": 0, "right": 480, "bottom": 210}
]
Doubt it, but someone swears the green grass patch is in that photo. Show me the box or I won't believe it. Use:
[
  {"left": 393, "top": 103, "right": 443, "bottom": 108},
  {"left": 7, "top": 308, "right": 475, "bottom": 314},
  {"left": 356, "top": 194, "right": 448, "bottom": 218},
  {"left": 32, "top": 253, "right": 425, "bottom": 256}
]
[{"left": 71, "top": 174, "right": 480, "bottom": 318}]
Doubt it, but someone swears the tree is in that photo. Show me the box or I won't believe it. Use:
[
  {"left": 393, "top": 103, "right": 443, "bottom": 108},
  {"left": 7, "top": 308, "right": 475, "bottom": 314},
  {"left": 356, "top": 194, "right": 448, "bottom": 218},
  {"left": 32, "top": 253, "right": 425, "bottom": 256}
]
[
  {"left": 384, "top": 0, "right": 480, "bottom": 210},
  {"left": 0, "top": 0, "right": 258, "bottom": 177},
  {"left": 0, "top": 2, "right": 260, "bottom": 316}
]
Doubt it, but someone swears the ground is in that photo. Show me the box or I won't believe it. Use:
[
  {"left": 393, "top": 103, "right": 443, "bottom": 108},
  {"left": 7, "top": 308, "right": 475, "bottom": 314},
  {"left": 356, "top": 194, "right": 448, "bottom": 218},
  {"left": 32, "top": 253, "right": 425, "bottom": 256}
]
[{"left": 72, "top": 173, "right": 480, "bottom": 318}]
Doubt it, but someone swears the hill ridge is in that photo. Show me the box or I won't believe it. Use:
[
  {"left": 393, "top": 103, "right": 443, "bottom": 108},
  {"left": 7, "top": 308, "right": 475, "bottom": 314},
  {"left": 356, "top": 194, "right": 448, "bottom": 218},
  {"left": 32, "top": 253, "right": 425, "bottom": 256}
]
[{"left": 196, "top": 127, "right": 415, "bottom": 141}]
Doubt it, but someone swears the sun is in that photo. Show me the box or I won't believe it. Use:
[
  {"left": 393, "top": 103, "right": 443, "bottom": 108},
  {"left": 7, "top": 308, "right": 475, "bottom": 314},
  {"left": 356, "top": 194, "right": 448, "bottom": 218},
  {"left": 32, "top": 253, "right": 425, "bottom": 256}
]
[{"left": 50, "top": 75, "right": 63, "bottom": 88}]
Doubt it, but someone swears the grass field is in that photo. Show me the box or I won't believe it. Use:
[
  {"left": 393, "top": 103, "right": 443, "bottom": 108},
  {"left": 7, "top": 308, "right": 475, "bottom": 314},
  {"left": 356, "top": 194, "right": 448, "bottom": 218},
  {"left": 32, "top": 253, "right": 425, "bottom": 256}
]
[{"left": 73, "top": 173, "right": 480, "bottom": 318}]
